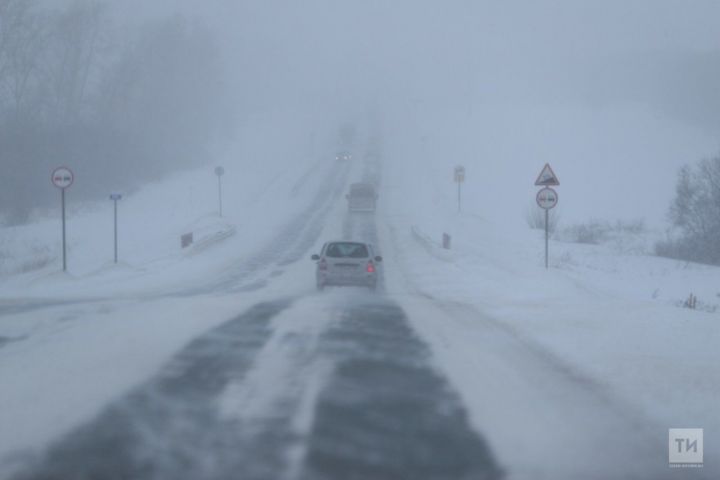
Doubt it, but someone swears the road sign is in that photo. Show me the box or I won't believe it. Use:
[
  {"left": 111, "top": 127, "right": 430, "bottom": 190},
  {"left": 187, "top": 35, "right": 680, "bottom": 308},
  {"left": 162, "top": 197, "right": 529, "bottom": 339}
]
[
  {"left": 534, "top": 163, "right": 559, "bottom": 186},
  {"left": 537, "top": 187, "right": 558, "bottom": 269},
  {"left": 214, "top": 166, "right": 225, "bottom": 176},
  {"left": 535, "top": 165, "right": 560, "bottom": 269},
  {"left": 51, "top": 167, "right": 74, "bottom": 271},
  {"left": 454, "top": 165, "right": 465, "bottom": 183},
  {"left": 110, "top": 193, "right": 123, "bottom": 201},
  {"left": 536, "top": 187, "right": 558, "bottom": 210},
  {"left": 52, "top": 167, "right": 74, "bottom": 189}
]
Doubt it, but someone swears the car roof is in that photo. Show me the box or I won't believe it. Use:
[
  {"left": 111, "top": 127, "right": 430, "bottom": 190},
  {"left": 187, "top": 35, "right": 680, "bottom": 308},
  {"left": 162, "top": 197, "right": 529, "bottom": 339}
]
[{"left": 325, "top": 240, "right": 371, "bottom": 246}]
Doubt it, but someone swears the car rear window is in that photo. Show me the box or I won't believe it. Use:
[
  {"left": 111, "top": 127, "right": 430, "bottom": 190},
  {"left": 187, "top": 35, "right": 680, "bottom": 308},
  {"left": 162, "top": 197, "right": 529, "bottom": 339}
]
[{"left": 325, "top": 243, "right": 369, "bottom": 258}]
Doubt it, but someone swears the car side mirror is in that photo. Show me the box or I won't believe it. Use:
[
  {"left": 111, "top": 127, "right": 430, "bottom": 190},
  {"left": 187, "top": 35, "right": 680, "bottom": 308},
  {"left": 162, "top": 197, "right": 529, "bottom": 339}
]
[
  {"left": 311, "top": 254, "right": 320, "bottom": 261},
  {"left": 374, "top": 256, "right": 383, "bottom": 262}
]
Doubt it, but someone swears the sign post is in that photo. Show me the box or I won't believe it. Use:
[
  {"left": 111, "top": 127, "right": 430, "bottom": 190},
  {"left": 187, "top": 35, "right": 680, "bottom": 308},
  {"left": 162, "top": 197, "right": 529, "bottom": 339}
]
[
  {"left": 110, "top": 193, "right": 123, "bottom": 263},
  {"left": 535, "top": 164, "right": 559, "bottom": 269},
  {"left": 454, "top": 165, "right": 465, "bottom": 213},
  {"left": 214, "top": 166, "right": 225, "bottom": 217},
  {"left": 52, "top": 167, "right": 74, "bottom": 272}
]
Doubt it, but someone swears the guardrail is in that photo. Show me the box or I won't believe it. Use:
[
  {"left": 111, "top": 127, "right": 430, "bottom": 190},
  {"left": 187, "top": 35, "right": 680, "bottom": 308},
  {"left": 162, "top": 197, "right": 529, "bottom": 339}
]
[{"left": 182, "top": 224, "right": 237, "bottom": 255}]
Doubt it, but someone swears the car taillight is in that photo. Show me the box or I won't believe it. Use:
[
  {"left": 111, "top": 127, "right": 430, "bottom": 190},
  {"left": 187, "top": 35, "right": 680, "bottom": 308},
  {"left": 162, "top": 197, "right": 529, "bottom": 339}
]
[
  {"left": 366, "top": 261, "right": 375, "bottom": 273},
  {"left": 319, "top": 259, "right": 327, "bottom": 270}
]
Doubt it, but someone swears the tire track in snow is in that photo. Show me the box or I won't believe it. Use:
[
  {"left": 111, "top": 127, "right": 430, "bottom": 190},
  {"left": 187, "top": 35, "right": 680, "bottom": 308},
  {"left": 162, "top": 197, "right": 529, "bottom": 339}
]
[
  {"left": 217, "top": 296, "right": 340, "bottom": 480},
  {"left": 11, "top": 300, "right": 292, "bottom": 480},
  {"left": 296, "top": 297, "right": 503, "bottom": 480},
  {"left": 293, "top": 192, "right": 500, "bottom": 479}
]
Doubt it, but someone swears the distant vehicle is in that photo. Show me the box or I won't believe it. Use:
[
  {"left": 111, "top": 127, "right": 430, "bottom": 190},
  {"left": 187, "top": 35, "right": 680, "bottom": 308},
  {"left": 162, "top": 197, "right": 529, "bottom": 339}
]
[
  {"left": 336, "top": 151, "right": 352, "bottom": 161},
  {"left": 346, "top": 183, "right": 377, "bottom": 212},
  {"left": 312, "top": 241, "right": 382, "bottom": 291}
]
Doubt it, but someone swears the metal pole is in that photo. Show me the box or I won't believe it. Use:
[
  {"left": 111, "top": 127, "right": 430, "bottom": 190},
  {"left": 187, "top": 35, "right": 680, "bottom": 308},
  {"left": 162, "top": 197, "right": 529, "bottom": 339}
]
[
  {"left": 218, "top": 176, "right": 223, "bottom": 217},
  {"left": 457, "top": 182, "right": 461, "bottom": 213},
  {"left": 545, "top": 208, "right": 549, "bottom": 269},
  {"left": 61, "top": 188, "right": 67, "bottom": 271},
  {"left": 113, "top": 199, "right": 118, "bottom": 264}
]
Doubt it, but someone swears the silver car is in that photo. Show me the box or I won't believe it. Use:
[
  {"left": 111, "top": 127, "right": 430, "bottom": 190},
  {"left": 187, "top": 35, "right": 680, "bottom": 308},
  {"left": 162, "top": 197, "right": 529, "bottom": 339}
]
[{"left": 311, "top": 241, "right": 382, "bottom": 291}]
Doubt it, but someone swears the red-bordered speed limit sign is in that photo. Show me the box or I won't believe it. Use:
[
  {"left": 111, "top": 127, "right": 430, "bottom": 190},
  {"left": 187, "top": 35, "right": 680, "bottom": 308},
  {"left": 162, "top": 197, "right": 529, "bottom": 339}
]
[
  {"left": 51, "top": 167, "right": 74, "bottom": 189},
  {"left": 536, "top": 187, "right": 558, "bottom": 210}
]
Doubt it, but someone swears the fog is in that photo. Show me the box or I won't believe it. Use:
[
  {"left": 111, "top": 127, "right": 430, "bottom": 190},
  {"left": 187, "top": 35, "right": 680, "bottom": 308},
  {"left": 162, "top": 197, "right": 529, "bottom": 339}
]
[
  {"left": 3, "top": 0, "right": 720, "bottom": 225},
  {"left": 3, "top": 3, "right": 720, "bottom": 478},
  {"left": 111, "top": 0, "right": 720, "bottom": 225}
]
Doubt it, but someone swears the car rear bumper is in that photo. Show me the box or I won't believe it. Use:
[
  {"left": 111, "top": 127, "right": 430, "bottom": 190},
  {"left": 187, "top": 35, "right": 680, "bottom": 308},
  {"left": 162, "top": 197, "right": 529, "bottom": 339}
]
[{"left": 317, "top": 272, "right": 376, "bottom": 287}]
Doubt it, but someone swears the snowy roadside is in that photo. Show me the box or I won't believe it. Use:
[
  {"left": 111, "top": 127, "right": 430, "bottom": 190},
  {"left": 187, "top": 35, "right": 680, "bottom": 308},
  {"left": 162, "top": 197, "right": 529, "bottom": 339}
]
[
  {"left": 0, "top": 152, "right": 336, "bottom": 300},
  {"left": 377, "top": 134, "right": 719, "bottom": 476},
  {"left": 379, "top": 210, "right": 720, "bottom": 476}
]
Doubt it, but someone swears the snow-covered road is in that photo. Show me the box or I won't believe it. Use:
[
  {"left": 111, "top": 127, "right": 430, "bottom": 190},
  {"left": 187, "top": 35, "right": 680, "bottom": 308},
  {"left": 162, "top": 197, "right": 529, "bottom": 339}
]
[
  {"left": 1, "top": 155, "right": 716, "bottom": 480},
  {"left": 11, "top": 296, "right": 504, "bottom": 480}
]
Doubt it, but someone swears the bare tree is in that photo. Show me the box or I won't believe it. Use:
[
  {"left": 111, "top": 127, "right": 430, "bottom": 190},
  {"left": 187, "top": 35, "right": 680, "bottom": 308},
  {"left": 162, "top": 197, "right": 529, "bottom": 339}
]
[
  {"left": 42, "top": 0, "right": 107, "bottom": 123},
  {"left": 0, "top": 0, "right": 45, "bottom": 121},
  {"left": 96, "top": 15, "right": 230, "bottom": 175},
  {"left": 658, "top": 154, "right": 720, "bottom": 264},
  {"left": 0, "top": 4, "right": 233, "bottom": 225}
]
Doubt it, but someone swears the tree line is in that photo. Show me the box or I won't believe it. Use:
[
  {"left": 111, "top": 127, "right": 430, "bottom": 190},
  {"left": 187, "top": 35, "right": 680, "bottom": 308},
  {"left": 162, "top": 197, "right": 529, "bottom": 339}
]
[
  {"left": 658, "top": 153, "right": 720, "bottom": 265},
  {"left": 0, "top": 0, "right": 232, "bottom": 224}
]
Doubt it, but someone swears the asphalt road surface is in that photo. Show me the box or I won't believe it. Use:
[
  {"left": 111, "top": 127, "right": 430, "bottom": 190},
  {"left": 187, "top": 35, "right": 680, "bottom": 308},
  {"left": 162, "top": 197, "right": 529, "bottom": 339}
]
[
  {"left": 13, "top": 297, "right": 502, "bottom": 480},
  {"left": 10, "top": 169, "right": 504, "bottom": 479}
]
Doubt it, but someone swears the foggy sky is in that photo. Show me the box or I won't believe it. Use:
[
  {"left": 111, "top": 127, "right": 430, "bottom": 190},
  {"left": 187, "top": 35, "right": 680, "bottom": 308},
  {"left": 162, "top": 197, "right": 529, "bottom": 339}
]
[{"left": 109, "top": 0, "right": 720, "bottom": 225}]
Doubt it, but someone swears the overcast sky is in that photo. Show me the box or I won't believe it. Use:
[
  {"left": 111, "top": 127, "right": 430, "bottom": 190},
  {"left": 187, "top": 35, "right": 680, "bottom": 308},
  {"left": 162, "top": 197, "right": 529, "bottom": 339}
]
[{"left": 107, "top": 0, "right": 720, "bottom": 225}]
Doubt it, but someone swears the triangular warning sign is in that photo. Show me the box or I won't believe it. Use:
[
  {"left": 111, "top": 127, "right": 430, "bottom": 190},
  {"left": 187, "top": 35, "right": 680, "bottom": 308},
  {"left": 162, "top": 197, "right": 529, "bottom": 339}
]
[{"left": 535, "top": 163, "right": 559, "bottom": 186}]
